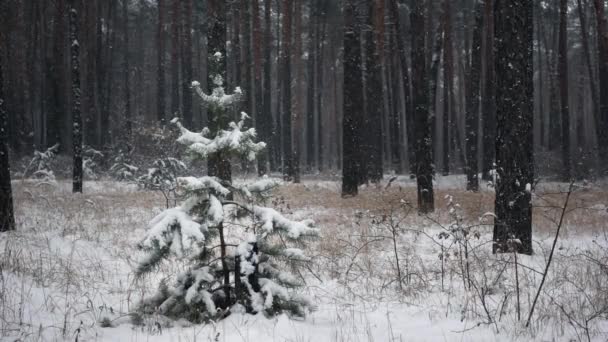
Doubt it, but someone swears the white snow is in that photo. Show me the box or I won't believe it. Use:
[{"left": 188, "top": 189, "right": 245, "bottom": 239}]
[{"left": 2, "top": 177, "right": 608, "bottom": 341}]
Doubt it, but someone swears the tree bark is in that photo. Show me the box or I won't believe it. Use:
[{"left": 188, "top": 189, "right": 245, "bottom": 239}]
[
  {"left": 592, "top": 0, "right": 608, "bottom": 171},
  {"left": 342, "top": 0, "right": 363, "bottom": 197},
  {"left": 170, "top": 0, "right": 181, "bottom": 119},
  {"left": 181, "top": 0, "right": 193, "bottom": 128},
  {"left": 157, "top": 0, "right": 166, "bottom": 123},
  {"left": 363, "top": 0, "right": 384, "bottom": 183},
  {"left": 281, "top": 0, "right": 294, "bottom": 181},
  {"left": 482, "top": 0, "right": 496, "bottom": 180},
  {"left": 558, "top": 0, "right": 571, "bottom": 181},
  {"left": 69, "top": 1, "right": 83, "bottom": 193},
  {"left": 389, "top": 0, "right": 410, "bottom": 175},
  {"left": 411, "top": 0, "right": 434, "bottom": 213},
  {"left": 465, "top": 0, "right": 483, "bottom": 191},
  {"left": 493, "top": 0, "right": 534, "bottom": 255},
  {"left": 123, "top": 0, "right": 132, "bottom": 140},
  {"left": 0, "top": 28, "right": 15, "bottom": 232}
]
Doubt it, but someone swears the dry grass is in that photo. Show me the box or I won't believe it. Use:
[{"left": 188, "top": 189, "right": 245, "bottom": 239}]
[{"left": 275, "top": 180, "right": 608, "bottom": 237}]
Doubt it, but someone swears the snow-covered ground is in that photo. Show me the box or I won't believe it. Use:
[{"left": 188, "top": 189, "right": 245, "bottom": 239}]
[{"left": 1, "top": 176, "right": 607, "bottom": 341}]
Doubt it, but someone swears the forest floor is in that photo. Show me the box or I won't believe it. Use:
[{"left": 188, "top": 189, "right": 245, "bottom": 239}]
[{"left": 1, "top": 175, "right": 608, "bottom": 341}]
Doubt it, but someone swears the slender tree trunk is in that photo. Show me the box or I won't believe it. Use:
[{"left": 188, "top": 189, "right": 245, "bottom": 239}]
[
  {"left": 262, "top": 0, "right": 273, "bottom": 173},
  {"left": 493, "top": 0, "right": 534, "bottom": 255},
  {"left": 123, "top": 0, "right": 132, "bottom": 140},
  {"left": 442, "top": 46, "right": 450, "bottom": 175},
  {"left": 281, "top": 0, "right": 293, "bottom": 181},
  {"left": 558, "top": 0, "right": 571, "bottom": 181},
  {"left": 181, "top": 0, "right": 193, "bottom": 128},
  {"left": 364, "top": 0, "right": 384, "bottom": 183},
  {"left": 0, "top": 29, "right": 15, "bottom": 232},
  {"left": 48, "top": 0, "right": 67, "bottom": 151},
  {"left": 157, "top": 0, "right": 166, "bottom": 123},
  {"left": 170, "top": 0, "right": 181, "bottom": 119},
  {"left": 443, "top": 0, "right": 456, "bottom": 174},
  {"left": 70, "top": 1, "right": 83, "bottom": 193},
  {"left": 577, "top": 0, "right": 600, "bottom": 135},
  {"left": 253, "top": 0, "right": 267, "bottom": 175},
  {"left": 292, "top": 0, "right": 303, "bottom": 183},
  {"left": 465, "top": 0, "right": 483, "bottom": 191},
  {"left": 593, "top": 0, "right": 608, "bottom": 171},
  {"left": 411, "top": 0, "right": 434, "bottom": 213},
  {"left": 342, "top": 0, "right": 363, "bottom": 197},
  {"left": 482, "top": 0, "right": 496, "bottom": 180},
  {"left": 390, "top": 0, "right": 411, "bottom": 175}
]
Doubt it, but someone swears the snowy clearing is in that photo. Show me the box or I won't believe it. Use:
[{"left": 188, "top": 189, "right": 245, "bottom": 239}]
[{"left": 1, "top": 176, "right": 607, "bottom": 341}]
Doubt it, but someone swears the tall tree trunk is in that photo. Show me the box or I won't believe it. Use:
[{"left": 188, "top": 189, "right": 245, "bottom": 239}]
[
  {"left": 123, "top": 0, "right": 132, "bottom": 140},
  {"left": 593, "top": 0, "right": 608, "bottom": 171},
  {"left": 482, "top": 0, "right": 496, "bottom": 180},
  {"left": 262, "top": 0, "right": 273, "bottom": 173},
  {"left": 342, "top": 0, "right": 363, "bottom": 197},
  {"left": 170, "top": 0, "right": 181, "bottom": 119},
  {"left": 465, "top": 0, "right": 483, "bottom": 191},
  {"left": 70, "top": 1, "right": 83, "bottom": 194},
  {"left": 442, "top": 0, "right": 456, "bottom": 175},
  {"left": 292, "top": 0, "right": 304, "bottom": 183},
  {"left": 411, "top": 0, "right": 434, "bottom": 213},
  {"left": 389, "top": 0, "right": 410, "bottom": 175},
  {"left": 576, "top": 0, "right": 600, "bottom": 135},
  {"left": 559, "top": 0, "right": 571, "bottom": 180},
  {"left": 0, "top": 28, "right": 15, "bottom": 232},
  {"left": 181, "top": 0, "right": 193, "bottom": 128},
  {"left": 253, "top": 0, "right": 266, "bottom": 175},
  {"left": 493, "top": 0, "right": 534, "bottom": 255},
  {"left": 363, "top": 0, "right": 384, "bottom": 183},
  {"left": 157, "top": 0, "right": 166, "bottom": 123},
  {"left": 48, "top": 0, "right": 67, "bottom": 151},
  {"left": 281, "top": 0, "right": 293, "bottom": 181}
]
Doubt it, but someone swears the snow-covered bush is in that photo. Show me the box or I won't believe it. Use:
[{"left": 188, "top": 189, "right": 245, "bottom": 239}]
[
  {"left": 135, "top": 58, "right": 318, "bottom": 323},
  {"left": 137, "top": 158, "right": 187, "bottom": 208},
  {"left": 83, "top": 146, "right": 104, "bottom": 180},
  {"left": 23, "top": 143, "right": 60, "bottom": 183},
  {"left": 110, "top": 149, "right": 138, "bottom": 182}
]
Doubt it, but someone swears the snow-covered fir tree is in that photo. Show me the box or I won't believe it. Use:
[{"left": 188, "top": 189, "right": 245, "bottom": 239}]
[{"left": 135, "top": 53, "right": 319, "bottom": 322}]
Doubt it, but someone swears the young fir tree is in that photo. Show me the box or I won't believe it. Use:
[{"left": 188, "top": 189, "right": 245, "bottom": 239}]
[{"left": 135, "top": 58, "right": 319, "bottom": 322}]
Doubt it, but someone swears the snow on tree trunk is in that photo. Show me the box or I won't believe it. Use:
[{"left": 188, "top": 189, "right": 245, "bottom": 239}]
[
  {"left": 493, "top": 0, "right": 534, "bottom": 255},
  {"left": 69, "top": 1, "right": 83, "bottom": 194}
]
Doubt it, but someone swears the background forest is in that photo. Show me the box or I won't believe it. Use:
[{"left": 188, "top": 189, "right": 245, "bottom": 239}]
[{"left": 1, "top": 0, "right": 606, "bottom": 182}]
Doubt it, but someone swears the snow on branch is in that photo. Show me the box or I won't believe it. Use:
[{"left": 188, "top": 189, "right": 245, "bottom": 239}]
[
  {"left": 253, "top": 206, "right": 319, "bottom": 239},
  {"left": 191, "top": 79, "right": 242, "bottom": 109},
  {"left": 177, "top": 176, "right": 230, "bottom": 196},
  {"left": 172, "top": 113, "right": 266, "bottom": 161},
  {"left": 140, "top": 207, "right": 204, "bottom": 257}
]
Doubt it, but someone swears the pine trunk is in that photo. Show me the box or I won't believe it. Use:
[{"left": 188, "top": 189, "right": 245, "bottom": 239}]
[
  {"left": 0, "top": 28, "right": 15, "bottom": 232},
  {"left": 70, "top": 1, "right": 83, "bottom": 194},
  {"left": 482, "top": 0, "right": 496, "bottom": 180},
  {"left": 281, "top": 0, "right": 293, "bottom": 181},
  {"left": 493, "top": 0, "right": 534, "bottom": 255},
  {"left": 559, "top": 0, "right": 570, "bottom": 181},
  {"left": 593, "top": 0, "right": 608, "bottom": 171},
  {"left": 157, "top": 0, "right": 166, "bottom": 123},
  {"left": 342, "top": 1, "right": 363, "bottom": 197},
  {"left": 465, "top": 0, "right": 483, "bottom": 191},
  {"left": 181, "top": 0, "right": 193, "bottom": 128},
  {"left": 411, "top": 0, "right": 434, "bottom": 213}
]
